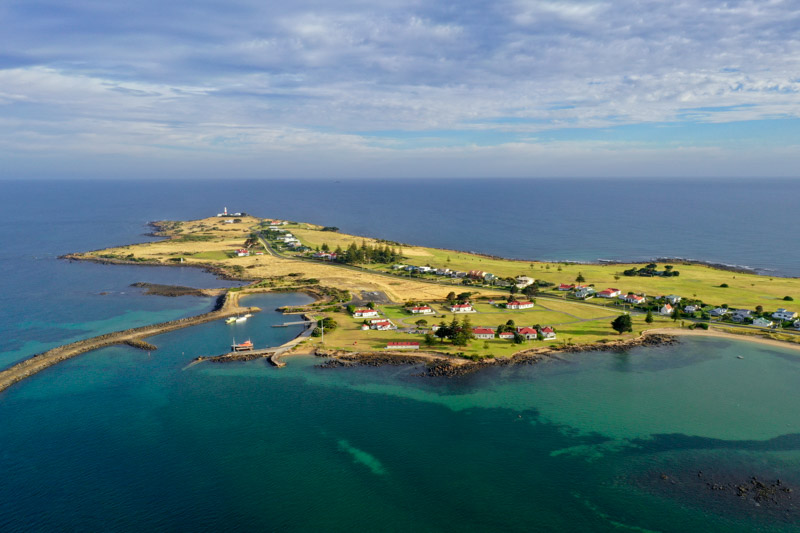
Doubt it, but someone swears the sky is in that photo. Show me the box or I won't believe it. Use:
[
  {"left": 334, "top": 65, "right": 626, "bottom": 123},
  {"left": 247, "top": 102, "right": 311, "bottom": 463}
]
[{"left": 1, "top": 0, "right": 799, "bottom": 179}]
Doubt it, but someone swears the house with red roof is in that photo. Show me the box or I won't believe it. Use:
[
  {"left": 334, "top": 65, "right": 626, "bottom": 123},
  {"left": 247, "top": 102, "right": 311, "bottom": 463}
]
[
  {"left": 498, "top": 331, "right": 515, "bottom": 340},
  {"left": 236, "top": 249, "right": 250, "bottom": 257},
  {"left": 557, "top": 283, "right": 575, "bottom": 291},
  {"left": 385, "top": 341, "right": 420, "bottom": 350},
  {"left": 659, "top": 304, "right": 674, "bottom": 316},
  {"left": 450, "top": 303, "right": 475, "bottom": 313},
  {"left": 622, "top": 294, "right": 647, "bottom": 305},
  {"left": 517, "top": 327, "right": 538, "bottom": 340},
  {"left": 506, "top": 301, "right": 535, "bottom": 310},
  {"left": 539, "top": 327, "right": 557, "bottom": 340},
  {"left": 472, "top": 327, "right": 496, "bottom": 339},
  {"left": 597, "top": 288, "right": 621, "bottom": 298},
  {"left": 409, "top": 306, "right": 434, "bottom": 315},
  {"left": 353, "top": 308, "right": 380, "bottom": 318},
  {"left": 370, "top": 319, "right": 396, "bottom": 330}
]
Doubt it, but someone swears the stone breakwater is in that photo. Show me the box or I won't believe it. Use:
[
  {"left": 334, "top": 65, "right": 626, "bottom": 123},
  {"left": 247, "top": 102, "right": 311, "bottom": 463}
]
[{"left": 0, "top": 292, "right": 258, "bottom": 394}]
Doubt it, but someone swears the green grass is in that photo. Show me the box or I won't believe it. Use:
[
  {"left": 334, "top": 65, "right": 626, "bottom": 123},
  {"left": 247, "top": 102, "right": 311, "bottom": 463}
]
[{"left": 192, "top": 251, "right": 233, "bottom": 260}]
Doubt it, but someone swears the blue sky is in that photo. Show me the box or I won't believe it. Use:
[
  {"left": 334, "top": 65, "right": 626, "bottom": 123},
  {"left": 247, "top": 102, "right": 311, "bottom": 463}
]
[{"left": 1, "top": 0, "right": 799, "bottom": 178}]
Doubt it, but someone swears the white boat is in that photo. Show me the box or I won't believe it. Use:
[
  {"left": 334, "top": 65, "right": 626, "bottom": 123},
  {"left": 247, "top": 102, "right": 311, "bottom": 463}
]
[
  {"left": 235, "top": 316, "right": 248, "bottom": 323},
  {"left": 225, "top": 317, "right": 237, "bottom": 324},
  {"left": 244, "top": 313, "right": 253, "bottom": 318}
]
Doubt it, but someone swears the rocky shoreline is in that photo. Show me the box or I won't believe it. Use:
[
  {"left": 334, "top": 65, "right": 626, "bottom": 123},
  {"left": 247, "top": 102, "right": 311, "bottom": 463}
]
[
  {"left": 130, "top": 282, "right": 220, "bottom": 298},
  {"left": 313, "top": 333, "right": 679, "bottom": 377}
]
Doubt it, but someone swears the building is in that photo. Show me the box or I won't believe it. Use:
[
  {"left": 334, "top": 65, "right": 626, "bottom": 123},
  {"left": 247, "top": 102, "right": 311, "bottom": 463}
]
[
  {"left": 506, "top": 300, "right": 535, "bottom": 310},
  {"left": 353, "top": 309, "right": 379, "bottom": 318},
  {"left": 794, "top": 320, "right": 800, "bottom": 330},
  {"left": 235, "top": 249, "right": 249, "bottom": 257},
  {"left": 597, "top": 288, "right": 621, "bottom": 298},
  {"left": 360, "top": 324, "right": 370, "bottom": 330},
  {"left": 709, "top": 307, "right": 729, "bottom": 317},
  {"left": 468, "top": 270, "right": 486, "bottom": 280},
  {"left": 574, "top": 287, "right": 595, "bottom": 299},
  {"left": 772, "top": 308, "right": 798, "bottom": 321},
  {"left": 498, "top": 331, "right": 515, "bottom": 340},
  {"left": 683, "top": 305, "right": 700, "bottom": 314},
  {"left": 540, "top": 327, "right": 557, "bottom": 340},
  {"left": 730, "top": 309, "right": 752, "bottom": 322},
  {"left": 473, "top": 327, "right": 496, "bottom": 339},
  {"left": 659, "top": 304, "right": 674, "bottom": 316},
  {"left": 752, "top": 317, "right": 774, "bottom": 328},
  {"left": 410, "top": 306, "right": 435, "bottom": 315},
  {"left": 450, "top": 303, "right": 474, "bottom": 313},
  {"left": 370, "top": 320, "right": 396, "bottom": 331},
  {"left": 623, "top": 294, "right": 646, "bottom": 305},
  {"left": 515, "top": 276, "right": 535, "bottom": 288},
  {"left": 517, "top": 327, "right": 538, "bottom": 340},
  {"left": 386, "top": 342, "right": 420, "bottom": 350},
  {"left": 557, "top": 283, "right": 575, "bottom": 291},
  {"left": 665, "top": 295, "right": 682, "bottom": 305}
]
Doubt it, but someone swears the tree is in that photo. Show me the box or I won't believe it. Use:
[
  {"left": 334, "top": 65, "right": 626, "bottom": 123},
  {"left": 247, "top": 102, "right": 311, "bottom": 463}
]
[
  {"left": 513, "top": 332, "right": 524, "bottom": 344},
  {"left": 366, "top": 302, "right": 375, "bottom": 309},
  {"left": 756, "top": 305, "right": 764, "bottom": 314},
  {"left": 506, "top": 319, "right": 515, "bottom": 327},
  {"left": 510, "top": 285, "right": 518, "bottom": 295},
  {"left": 611, "top": 314, "right": 633, "bottom": 334},
  {"left": 672, "top": 308, "right": 682, "bottom": 322},
  {"left": 424, "top": 333, "right": 436, "bottom": 346},
  {"left": 415, "top": 319, "right": 428, "bottom": 328},
  {"left": 435, "top": 322, "right": 449, "bottom": 342},
  {"left": 576, "top": 272, "right": 586, "bottom": 283},
  {"left": 446, "top": 291, "right": 457, "bottom": 302},
  {"left": 645, "top": 309, "right": 654, "bottom": 324},
  {"left": 321, "top": 242, "right": 330, "bottom": 252}
]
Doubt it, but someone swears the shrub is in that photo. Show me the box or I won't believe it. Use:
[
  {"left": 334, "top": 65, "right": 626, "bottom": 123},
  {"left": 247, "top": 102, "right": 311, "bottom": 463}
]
[
  {"left": 719, "top": 283, "right": 729, "bottom": 288},
  {"left": 784, "top": 296, "right": 794, "bottom": 301}
]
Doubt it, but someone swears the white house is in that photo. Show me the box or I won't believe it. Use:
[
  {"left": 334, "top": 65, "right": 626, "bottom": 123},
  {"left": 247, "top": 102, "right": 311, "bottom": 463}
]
[
  {"left": 473, "top": 327, "right": 495, "bottom": 339},
  {"left": 506, "top": 300, "right": 535, "bottom": 310},
  {"left": 794, "top": 320, "right": 800, "bottom": 330},
  {"left": 709, "top": 307, "right": 728, "bottom": 317},
  {"left": 515, "top": 276, "right": 535, "bottom": 288},
  {"left": 597, "top": 288, "right": 621, "bottom": 298},
  {"left": 450, "top": 303, "right": 474, "bottom": 313},
  {"left": 772, "top": 308, "right": 798, "bottom": 322},
  {"left": 539, "top": 327, "right": 557, "bottom": 340},
  {"left": 386, "top": 342, "right": 419, "bottom": 350},
  {"left": 623, "top": 294, "right": 647, "bottom": 305},
  {"left": 684, "top": 305, "right": 700, "bottom": 314},
  {"left": 410, "top": 306, "right": 435, "bottom": 315},
  {"left": 665, "top": 295, "right": 682, "bottom": 305},
  {"left": 353, "top": 309, "right": 379, "bottom": 318},
  {"left": 752, "top": 317, "right": 774, "bottom": 328},
  {"left": 517, "top": 327, "right": 538, "bottom": 340},
  {"left": 235, "top": 249, "right": 249, "bottom": 257},
  {"left": 370, "top": 319, "right": 396, "bottom": 330},
  {"left": 574, "top": 287, "right": 595, "bottom": 300},
  {"left": 659, "top": 304, "right": 674, "bottom": 316},
  {"left": 498, "top": 331, "right": 514, "bottom": 340},
  {"left": 557, "top": 283, "right": 575, "bottom": 291}
]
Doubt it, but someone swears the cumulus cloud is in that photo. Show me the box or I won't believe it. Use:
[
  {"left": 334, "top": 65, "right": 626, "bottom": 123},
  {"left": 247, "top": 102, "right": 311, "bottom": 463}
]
[{"left": 1, "top": 0, "right": 799, "bottom": 177}]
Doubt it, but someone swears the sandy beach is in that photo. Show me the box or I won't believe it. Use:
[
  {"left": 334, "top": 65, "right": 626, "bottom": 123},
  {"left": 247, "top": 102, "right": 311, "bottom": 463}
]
[{"left": 644, "top": 327, "right": 800, "bottom": 353}]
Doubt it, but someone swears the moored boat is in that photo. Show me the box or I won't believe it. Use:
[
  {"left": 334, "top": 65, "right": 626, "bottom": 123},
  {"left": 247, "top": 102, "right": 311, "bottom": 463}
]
[{"left": 231, "top": 339, "right": 254, "bottom": 351}]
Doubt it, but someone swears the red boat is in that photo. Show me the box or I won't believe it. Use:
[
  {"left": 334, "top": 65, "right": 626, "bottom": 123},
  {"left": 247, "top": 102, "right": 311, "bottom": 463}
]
[{"left": 231, "top": 339, "right": 254, "bottom": 352}]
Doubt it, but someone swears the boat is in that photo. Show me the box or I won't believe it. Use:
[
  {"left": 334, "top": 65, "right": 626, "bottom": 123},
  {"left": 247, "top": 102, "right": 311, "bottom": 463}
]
[
  {"left": 235, "top": 316, "right": 248, "bottom": 323},
  {"left": 231, "top": 339, "right": 254, "bottom": 352},
  {"left": 225, "top": 317, "right": 237, "bottom": 324},
  {"left": 244, "top": 313, "right": 253, "bottom": 318}
]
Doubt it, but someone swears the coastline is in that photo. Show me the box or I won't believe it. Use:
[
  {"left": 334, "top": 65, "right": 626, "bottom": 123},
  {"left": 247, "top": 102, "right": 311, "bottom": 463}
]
[{"left": 644, "top": 327, "right": 800, "bottom": 353}]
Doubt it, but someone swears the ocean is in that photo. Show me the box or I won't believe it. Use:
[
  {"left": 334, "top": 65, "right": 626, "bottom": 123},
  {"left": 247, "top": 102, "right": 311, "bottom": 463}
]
[{"left": 1, "top": 178, "right": 800, "bottom": 531}]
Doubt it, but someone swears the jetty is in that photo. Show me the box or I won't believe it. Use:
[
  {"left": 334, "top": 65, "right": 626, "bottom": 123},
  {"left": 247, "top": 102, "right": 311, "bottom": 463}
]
[{"left": 0, "top": 292, "right": 258, "bottom": 394}]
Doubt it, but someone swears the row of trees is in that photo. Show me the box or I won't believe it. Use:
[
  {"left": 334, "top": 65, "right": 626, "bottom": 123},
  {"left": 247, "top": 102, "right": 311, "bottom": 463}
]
[
  {"left": 319, "top": 241, "right": 403, "bottom": 264},
  {"left": 429, "top": 316, "right": 475, "bottom": 346}
]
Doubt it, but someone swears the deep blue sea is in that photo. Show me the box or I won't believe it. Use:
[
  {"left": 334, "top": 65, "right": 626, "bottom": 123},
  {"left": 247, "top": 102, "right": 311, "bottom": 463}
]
[{"left": 1, "top": 178, "right": 800, "bottom": 532}]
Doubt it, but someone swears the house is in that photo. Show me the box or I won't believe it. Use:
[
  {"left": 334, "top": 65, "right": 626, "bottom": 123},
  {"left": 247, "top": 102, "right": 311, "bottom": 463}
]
[
  {"left": 370, "top": 320, "right": 396, "bottom": 331},
  {"left": 235, "top": 249, "right": 249, "bottom": 257},
  {"left": 435, "top": 268, "right": 451, "bottom": 276},
  {"left": 517, "top": 327, "right": 538, "bottom": 340},
  {"left": 772, "top": 308, "right": 798, "bottom": 321},
  {"left": 483, "top": 273, "right": 497, "bottom": 282},
  {"left": 498, "top": 331, "right": 515, "bottom": 340},
  {"left": 453, "top": 271, "right": 467, "bottom": 278},
  {"left": 352, "top": 309, "right": 379, "bottom": 318},
  {"left": 709, "top": 307, "right": 729, "bottom": 317},
  {"left": 557, "top": 283, "right": 575, "bottom": 291},
  {"left": 623, "top": 294, "right": 646, "bottom": 305},
  {"left": 386, "top": 342, "right": 419, "bottom": 350},
  {"left": 506, "top": 300, "right": 535, "bottom": 310},
  {"left": 665, "top": 295, "right": 682, "bottom": 305},
  {"left": 794, "top": 320, "right": 800, "bottom": 330},
  {"left": 659, "top": 304, "right": 674, "bottom": 316},
  {"left": 683, "top": 305, "right": 700, "bottom": 314},
  {"left": 730, "top": 309, "right": 752, "bottom": 322},
  {"left": 392, "top": 264, "right": 406, "bottom": 270},
  {"left": 473, "top": 327, "right": 496, "bottom": 339},
  {"left": 597, "top": 288, "right": 621, "bottom": 298},
  {"left": 312, "top": 252, "right": 337, "bottom": 261},
  {"left": 450, "top": 303, "right": 474, "bottom": 313},
  {"left": 468, "top": 270, "right": 486, "bottom": 280},
  {"left": 540, "top": 327, "right": 557, "bottom": 340},
  {"left": 574, "top": 287, "right": 595, "bottom": 300},
  {"left": 515, "top": 276, "right": 535, "bottom": 288},
  {"left": 410, "top": 306, "right": 434, "bottom": 315},
  {"left": 418, "top": 266, "right": 434, "bottom": 273},
  {"left": 752, "top": 317, "right": 774, "bottom": 328},
  {"left": 360, "top": 324, "right": 370, "bottom": 331}
]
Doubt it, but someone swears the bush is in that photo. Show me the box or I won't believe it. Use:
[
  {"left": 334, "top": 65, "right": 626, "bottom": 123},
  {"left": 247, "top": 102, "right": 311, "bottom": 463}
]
[
  {"left": 784, "top": 296, "right": 794, "bottom": 301},
  {"left": 696, "top": 322, "right": 709, "bottom": 330},
  {"left": 719, "top": 283, "right": 729, "bottom": 288}
]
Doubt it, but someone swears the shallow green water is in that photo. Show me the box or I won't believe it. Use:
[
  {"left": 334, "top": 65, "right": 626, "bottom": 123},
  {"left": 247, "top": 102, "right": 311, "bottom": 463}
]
[{"left": 2, "top": 297, "right": 800, "bottom": 532}]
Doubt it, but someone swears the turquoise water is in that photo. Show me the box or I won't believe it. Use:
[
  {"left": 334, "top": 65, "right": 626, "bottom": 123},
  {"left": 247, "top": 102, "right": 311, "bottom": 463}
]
[{"left": 3, "top": 303, "right": 800, "bottom": 531}]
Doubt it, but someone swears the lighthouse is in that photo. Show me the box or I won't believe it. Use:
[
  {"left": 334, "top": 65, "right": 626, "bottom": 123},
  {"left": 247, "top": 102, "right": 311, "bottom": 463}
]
[{"left": 224, "top": 206, "right": 228, "bottom": 216}]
